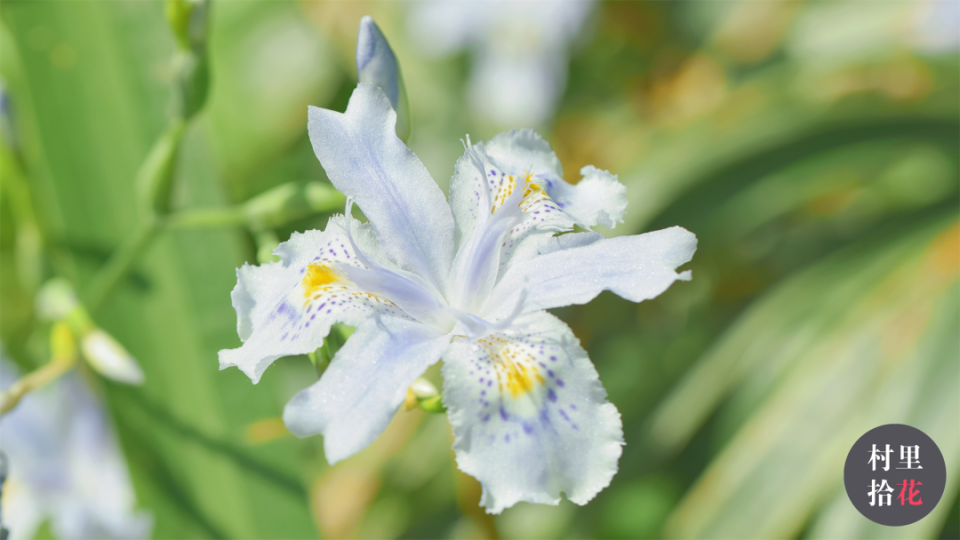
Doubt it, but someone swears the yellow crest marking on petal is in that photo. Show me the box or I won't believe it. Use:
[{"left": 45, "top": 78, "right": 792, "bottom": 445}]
[
  {"left": 480, "top": 335, "right": 543, "bottom": 398},
  {"left": 520, "top": 175, "right": 550, "bottom": 211},
  {"left": 490, "top": 174, "right": 518, "bottom": 215},
  {"left": 302, "top": 263, "right": 344, "bottom": 303}
]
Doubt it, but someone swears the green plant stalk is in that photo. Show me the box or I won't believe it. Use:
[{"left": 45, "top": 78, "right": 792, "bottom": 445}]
[
  {"left": 85, "top": 223, "right": 159, "bottom": 312},
  {"left": 164, "top": 207, "right": 247, "bottom": 229},
  {"left": 1, "top": 323, "right": 77, "bottom": 415},
  {"left": 0, "top": 143, "right": 44, "bottom": 294},
  {"left": 85, "top": 118, "right": 186, "bottom": 311}
]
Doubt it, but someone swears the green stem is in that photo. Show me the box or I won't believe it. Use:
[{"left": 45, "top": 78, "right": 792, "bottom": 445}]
[
  {"left": 1, "top": 323, "right": 77, "bottom": 415},
  {"left": 164, "top": 207, "right": 247, "bottom": 229},
  {"left": 85, "top": 224, "right": 158, "bottom": 312},
  {"left": 84, "top": 117, "right": 186, "bottom": 311}
]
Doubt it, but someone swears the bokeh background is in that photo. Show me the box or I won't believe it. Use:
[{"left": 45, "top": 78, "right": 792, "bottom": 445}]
[{"left": 1, "top": 0, "right": 958, "bottom": 539}]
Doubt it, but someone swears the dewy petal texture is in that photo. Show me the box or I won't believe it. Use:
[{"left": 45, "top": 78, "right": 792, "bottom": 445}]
[
  {"left": 219, "top": 215, "right": 408, "bottom": 383},
  {"left": 307, "top": 84, "right": 455, "bottom": 289},
  {"left": 481, "top": 130, "right": 627, "bottom": 230},
  {"left": 283, "top": 315, "right": 449, "bottom": 464},
  {"left": 222, "top": 76, "right": 699, "bottom": 515},
  {"left": 442, "top": 311, "right": 623, "bottom": 514},
  {"left": 485, "top": 226, "right": 698, "bottom": 319}
]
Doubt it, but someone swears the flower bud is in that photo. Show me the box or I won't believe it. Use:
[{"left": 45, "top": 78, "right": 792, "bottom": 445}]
[
  {"left": 173, "top": 51, "right": 209, "bottom": 120},
  {"left": 242, "top": 182, "right": 345, "bottom": 230},
  {"left": 166, "top": 0, "right": 210, "bottom": 120},
  {"left": 136, "top": 119, "right": 185, "bottom": 216},
  {"left": 409, "top": 377, "right": 438, "bottom": 399},
  {"left": 36, "top": 278, "right": 80, "bottom": 322},
  {"left": 356, "top": 16, "right": 410, "bottom": 142},
  {"left": 166, "top": 0, "right": 209, "bottom": 51},
  {"left": 81, "top": 329, "right": 145, "bottom": 385}
]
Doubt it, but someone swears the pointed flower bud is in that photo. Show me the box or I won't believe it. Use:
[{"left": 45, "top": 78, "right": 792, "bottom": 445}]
[
  {"left": 356, "top": 16, "right": 410, "bottom": 141},
  {"left": 166, "top": 0, "right": 209, "bottom": 51},
  {"left": 81, "top": 329, "right": 145, "bottom": 385},
  {"left": 166, "top": 0, "right": 210, "bottom": 120}
]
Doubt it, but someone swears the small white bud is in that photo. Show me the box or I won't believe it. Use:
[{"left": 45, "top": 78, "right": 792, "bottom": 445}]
[
  {"left": 81, "top": 329, "right": 145, "bottom": 385},
  {"left": 409, "top": 377, "right": 438, "bottom": 399},
  {"left": 35, "top": 278, "right": 80, "bottom": 321}
]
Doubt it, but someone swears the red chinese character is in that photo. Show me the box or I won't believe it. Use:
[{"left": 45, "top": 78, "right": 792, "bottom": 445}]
[{"left": 897, "top": 479, "right": 923, "bottom": 506}]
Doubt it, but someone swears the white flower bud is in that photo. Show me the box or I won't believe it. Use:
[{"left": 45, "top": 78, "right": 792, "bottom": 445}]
[{"left": 81, "top": 329, "right": 145, "bottom": 385}]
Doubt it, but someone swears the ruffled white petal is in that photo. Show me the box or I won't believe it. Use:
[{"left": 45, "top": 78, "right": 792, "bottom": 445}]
[
  {"left": 442, "top": 311, "right": 623, "bottom": 514},
  {"left": 307, "top": 84, "right": 455, "bottom": 290},
  {"left": 282, "top": 315, "right": 450, "bottom": 464},
  {"left": 219, "top": 215, "right": 409, "bottom": 383},
  {"left": 448, "top": 130, "right": 631, "bottom": 297},
  {"left": 546, "top": 165, "right": 627, "bottom": 229},
  {"left": 448, "top": 129, "right": 563, "bottom": 249},
  {"left": 483, "top": 131, "right": 626, "bottom": 230},
  {"left": 484, "top": 227, "right": 697, "bottom": 320}
]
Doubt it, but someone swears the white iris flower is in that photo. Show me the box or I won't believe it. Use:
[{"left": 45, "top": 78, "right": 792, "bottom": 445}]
[
  {"left": 219, "top": 83, "right": 696, "bottom": 513},
  {"left": 407, "top": 0, "right": 593, "bottom": 127},
  {"left": 0, "top": 359, "right": 152, "bottom": 540}
]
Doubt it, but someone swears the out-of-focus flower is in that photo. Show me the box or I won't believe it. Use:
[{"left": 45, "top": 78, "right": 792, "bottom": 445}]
[
  {"left": 910, "top": 0, "right": 960, "bottom": 52},
  {"left": 407, "top": 0, "right": 593, "bottom": 127},
  {"left": 36, "top": 279, "right": 145, "bottom": 386},
  {"left": 0, "top": 359, "right": 152, "bottom": 540},
  {"left": 219, "top": 82, "right": 696, "bottom": 513}
]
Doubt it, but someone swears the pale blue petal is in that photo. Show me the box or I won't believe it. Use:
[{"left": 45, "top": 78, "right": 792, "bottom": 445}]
[
  {"left": 448, "top": 130, "right": 630, "bottom": 299},
  {"left": 219, "top": 215, "right": 410, "bottom": 384},
  {"left": 282, "top": 315, "right": 450, "bottom": 464},
  {"left": 485, "top": 227, "right": 697, "bottom": 320},
  {"left": 307, "top": 84, "right": 455, "bottom": 290},
  {"left": 442, "top": 311, "right": 623, "bottom": 514}
]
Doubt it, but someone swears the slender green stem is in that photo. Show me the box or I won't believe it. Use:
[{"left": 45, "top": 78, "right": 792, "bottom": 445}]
[
  {"left": 164, "top": 207, "right": 247, "bottom": 229},
  {"left": 85, "top": 224, "right": 158, "bottom": 312},
  {"left": 1, "top": 323, "right": 77, "bottom": 415}
]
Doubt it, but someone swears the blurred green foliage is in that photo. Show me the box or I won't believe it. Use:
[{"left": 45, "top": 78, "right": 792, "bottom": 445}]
[{"left": 0, "top": 1, "right": 957, "bottom": 539}]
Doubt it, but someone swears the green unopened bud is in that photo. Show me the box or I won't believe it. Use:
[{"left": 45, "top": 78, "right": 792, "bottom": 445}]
[
  {"left": 242, "top": 182, "right": 346, "bottom": 230},
  {"left": 81, "top": 329, "right": 145, "bottom": 385},
  {"left": 167, "top": 0, "right": 210, "bottom": 119},
  {"left": 356, "top": 16, "right": 410, "bottom": 142},
  {"left": 305, "top": 182, "right": 347, "bottom": 213},
  {"left": 404, "top": 378, "right": 444, "bottom": 412},
  {"left": 255, "top": 230, "right": 281, "bottom": 264},
  {"left": 166, "top": 0, "right": 209, "bottom": 51},
  {"left": 418, "top": 395, "right": 446, "bottom": 414},
  {"left": 136, "top": 119, "right": 185, "bottom": 216},
  {"left": 173, "top": 51, "right": 209, "bottom": 120}
]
